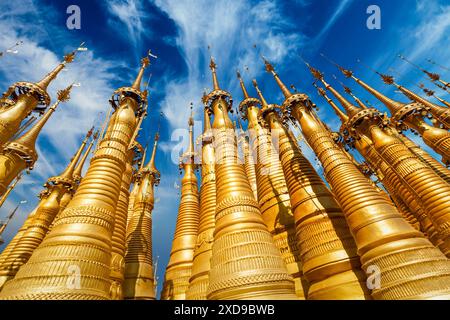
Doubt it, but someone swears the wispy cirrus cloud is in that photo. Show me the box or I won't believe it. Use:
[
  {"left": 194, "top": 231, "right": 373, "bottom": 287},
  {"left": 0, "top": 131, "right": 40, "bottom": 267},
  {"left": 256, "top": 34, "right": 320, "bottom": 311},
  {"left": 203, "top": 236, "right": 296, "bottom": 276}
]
[
  {"left": 151, "top": 0, "right": 306, "bottom": 129},
  {"left": 314, "top": 0, "right": 354, "bottom": 44},
  {"left": 105, "top": 0, "right": 151, "bottom": 56}
]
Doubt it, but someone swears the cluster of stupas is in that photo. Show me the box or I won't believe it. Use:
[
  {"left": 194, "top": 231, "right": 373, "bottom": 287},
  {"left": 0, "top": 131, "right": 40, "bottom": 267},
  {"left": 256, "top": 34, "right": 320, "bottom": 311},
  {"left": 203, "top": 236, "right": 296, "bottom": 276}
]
[{"left": 0, "top": 44, "right": 449, "bottom": 300}]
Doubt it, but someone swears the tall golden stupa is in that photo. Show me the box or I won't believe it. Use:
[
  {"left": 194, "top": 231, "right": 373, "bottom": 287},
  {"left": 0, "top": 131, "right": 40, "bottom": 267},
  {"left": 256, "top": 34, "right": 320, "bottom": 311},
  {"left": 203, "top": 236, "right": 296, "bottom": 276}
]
[{"left": 1, "top": 43, "right": 450, "bottom": 301}]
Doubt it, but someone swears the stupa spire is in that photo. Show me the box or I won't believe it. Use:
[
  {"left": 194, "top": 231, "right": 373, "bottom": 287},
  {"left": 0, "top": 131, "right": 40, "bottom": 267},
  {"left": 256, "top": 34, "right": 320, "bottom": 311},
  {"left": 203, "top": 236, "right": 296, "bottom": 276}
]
[
  {"left": 251, "top": 79, "right": 269, "bottom": 110},
  {"left": 205, "top": 57, "right": 297, "bottom": 300},
  {"left": 306, "top": 61, "right": 361, "bottom": 118},
  {"left": 73, "top": 130, "right": 98, "bottom": 183},
  {"left": 0, "top": 84, "right": 73, "bottom": 197},
  {"left": 209, "top": 57, "right": 220, "bottom": 91},
  {"left": 313, "top": 82, "right": 348, "bottom": 122},
  {"left": 0, "top": 174, "right": 22, "bottom": 209},
  {"left": 398, "top": 54, "right": 450, "bottom": 90},
  {"left": 263, "top": 57, "right": 292, "bottom": 98},
  {"left": 53, "top": 127, "right": 93, "bottom": 183},
  {"left": 186, "top": 100, "right": 216, "bottom": 300},
  {"left": 161, "top": 110, "right": 199, "bottom": 300}
]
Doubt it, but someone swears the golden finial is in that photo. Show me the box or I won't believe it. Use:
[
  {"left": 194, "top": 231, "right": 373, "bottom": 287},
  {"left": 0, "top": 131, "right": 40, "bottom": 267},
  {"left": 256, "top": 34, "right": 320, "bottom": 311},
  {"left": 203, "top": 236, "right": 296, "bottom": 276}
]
[
  {"left": 131, "top": 54, "right": 151, "bottom": 91},
  {"left": 201, "top": 90, "right": 209, "bottom": 106},
  {"left": 319, "top": 53, "right": 354, "bottom": 78},
  {"left": 73, "top": 129, "right": 98, "bottom": 182},
  {"left": 262, "top": 56, "right": 275, "bottom": 73},
  {"left": 252, "top": 79, "right": 269, "bottom": 109},
  {"left": 36, "top": 42, "right": 84, "bottom": 90},
  {"left": 332, "top": 75, "right": 369, "bottom": 110},
  {"left": 312, "top": 82, "right": 349, "bottom": 122},
  {"left": 237, "top": 70, "right": 250, "bottom": 99},
  {"left": 209, "top": 56, "right": 220, "bottom": 91},
  {"left": 262, "top": 56, "right": 293, "bottom": 98},
  {"left": 56, "top": 84, "right": 74, "bottom": 103},
  {"left": 356, "top": 58, "right": 396, "bottom": 85},
  {"left": 398, "top": 54, "right": 441, "bottom": 81}
]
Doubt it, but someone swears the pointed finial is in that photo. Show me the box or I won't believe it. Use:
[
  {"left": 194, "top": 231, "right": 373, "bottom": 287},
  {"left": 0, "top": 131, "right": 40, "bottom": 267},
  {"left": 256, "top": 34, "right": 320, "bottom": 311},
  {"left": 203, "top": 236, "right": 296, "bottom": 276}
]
[
  {"left": 209, "top": 56, "right": 220, "bottom": 91},
  {"left": 252, "top": 79, "right": 269, "bottom": 110},
  {"left": 323, "top": 55, "right": 405, "bottom": 114},
  {"left": 203, "top": 105, "right": 212, "bottom": 132},
  {"left": 427, "top": 58, "right": 450, "bottom": 72},
  {"left": 262, "top": 56, "right": 292, "bottom": 98},
  {"left": 187, "top": 103, "right": 195, "bottom": 155},
  {"left": 301, "top": 57, "right": 324, "bottom": 81},
  {"left": 237, "top": 70, "right": 250, "bottom": 99},
  {"left": 333, "top": 75, "right": 368, "bottom": 109},
  {"left": 0, "top": 202, "right": 24, "bottom": 235},
  {"left": 132, "top": 55, "right": 151, "bottom": 91},
  {"left": 73, "top": 129, "right": 98, "bottom": 183},
  {"left": 49, "top": 126, "right": 93, "bottom": 185},
  {"left": 35, "top": 43, "right": 83, "bottom": 90},
  {"left": 312, "top": 81, "right": 349, "bottom": 123},
  {"left": 356, "top": 58, "right": 395, "bottom": 85},
  {"left": 306, "top": 62, "right": 361, "bottom": 117},
  {"left": 398, "top": 54, "right": 440, "bottom": 81},
  {"left": 320, "top": 53, "right": 354, "bottom": 78}
]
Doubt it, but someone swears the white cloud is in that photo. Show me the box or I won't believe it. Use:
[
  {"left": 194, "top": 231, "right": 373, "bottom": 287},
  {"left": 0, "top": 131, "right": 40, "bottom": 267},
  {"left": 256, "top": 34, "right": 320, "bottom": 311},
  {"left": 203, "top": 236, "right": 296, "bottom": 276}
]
[
  {"left": 151, "top": 0, "right": 305, "bottom": 129},
  {"left": 106, "top": 0, "right": 151, "bottom": 56}
]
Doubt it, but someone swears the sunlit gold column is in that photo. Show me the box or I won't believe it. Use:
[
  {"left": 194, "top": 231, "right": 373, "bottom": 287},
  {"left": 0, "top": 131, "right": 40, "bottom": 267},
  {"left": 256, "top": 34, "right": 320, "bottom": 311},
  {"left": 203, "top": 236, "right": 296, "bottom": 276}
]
[
  {"left": 161, "top": 113, "right": 200, "bottom": 300},
  {"left": 0, "top": 128, "right": 92, "bottom": 288},
  {"left": 109, "top": 149, "right": 135, "bottom": 300},
  {"left": 124, "top": 133, "right": 160, "bottom": 300},
  {"left": 237, "top": 76, "right": 306, "bottom": 299},
  {"left": 0, "top": 57, "right": 150, "bottom": 300},
  {"left": 0, "top": 85, "right": 73, "bottom": 197},
  {"left": 315, "top": 86, "right": 423, "bottom": 232},
  {"left": 0, "top": 174, "right": 22, "bottom": 209},
  {"left": 186, "top": 106, "right": 216, "bottom": 300},
  {"left": 237, "top": 120, "right": 258, "bottom": 201},
  {"left": 252, "top": 77, "right": 369, "bottom": 299},
  {"left": 206, "top": 58, "right": 296, "bottom": 300},
  {"left": 266, "top": 59, "right": 450, "bottom": 299}
]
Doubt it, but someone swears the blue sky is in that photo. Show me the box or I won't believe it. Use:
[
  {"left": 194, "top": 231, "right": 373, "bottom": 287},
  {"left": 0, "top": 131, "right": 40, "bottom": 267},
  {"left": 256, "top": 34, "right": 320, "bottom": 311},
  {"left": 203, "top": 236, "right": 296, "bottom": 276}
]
[{"left": 0, "top": 0, "right": 449, "bottom": 297}]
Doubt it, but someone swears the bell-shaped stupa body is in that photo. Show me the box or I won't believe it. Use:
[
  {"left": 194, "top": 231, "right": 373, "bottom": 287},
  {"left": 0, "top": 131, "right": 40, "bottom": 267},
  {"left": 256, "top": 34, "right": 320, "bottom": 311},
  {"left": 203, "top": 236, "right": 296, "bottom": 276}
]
[
  {"left": 161, "top": 115, "right": 200, "bottom": 300},
  {"left": 123, "top": 133, "right": 160, "bottom": 300}
]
